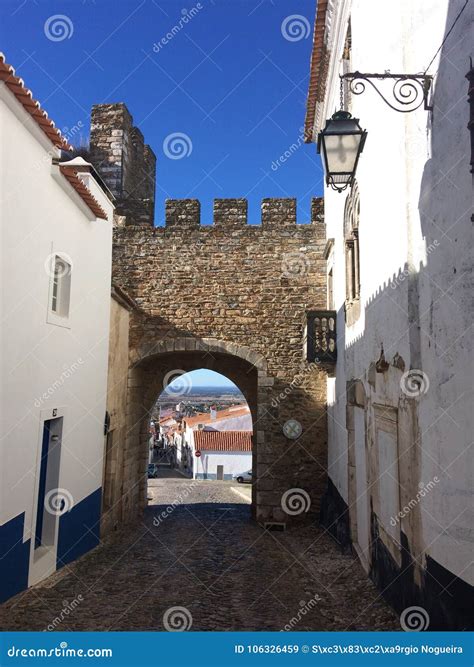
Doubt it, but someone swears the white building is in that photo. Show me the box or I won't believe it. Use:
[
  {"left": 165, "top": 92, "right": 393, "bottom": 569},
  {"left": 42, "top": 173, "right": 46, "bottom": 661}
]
[
  {"left": 189, "top": 430, "right": 252, "bottom": 481},
  {"left": 305, "top": 1, "right": 473, "bottom": 629},
  {"left": 0, "top": 53, "right": 114, "bottom": 602}
]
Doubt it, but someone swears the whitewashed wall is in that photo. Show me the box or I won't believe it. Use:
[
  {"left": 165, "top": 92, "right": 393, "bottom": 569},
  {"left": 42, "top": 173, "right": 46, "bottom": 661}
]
[
  {"left": 0, "top": 82, "right": 113, "bottom": 586},
  {"left": 319, "top": 0, "right": 472, "bottom": 586}
]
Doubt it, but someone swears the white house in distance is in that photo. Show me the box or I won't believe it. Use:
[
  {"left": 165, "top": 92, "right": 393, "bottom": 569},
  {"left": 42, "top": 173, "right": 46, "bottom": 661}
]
[
  {"left": 172, "top": 405, "right": 253, "bottom": 480},
  {"left": 304, "top": 1, "right": 472, "bottom": 629},
  {"left": 0, "top": 53, "right": 114, "bottom": 602},
  {"left": 188, "top": 430, "right": 252, "bottom": 481}
]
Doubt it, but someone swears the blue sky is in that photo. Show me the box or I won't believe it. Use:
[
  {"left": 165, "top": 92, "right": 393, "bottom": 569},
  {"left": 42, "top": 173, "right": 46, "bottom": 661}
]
[
  {"left": 165, "top": 369, "right": 239, "bottom": 391},
  {"left": 1, "top": 0, "right": 323, "bottom": 227}
]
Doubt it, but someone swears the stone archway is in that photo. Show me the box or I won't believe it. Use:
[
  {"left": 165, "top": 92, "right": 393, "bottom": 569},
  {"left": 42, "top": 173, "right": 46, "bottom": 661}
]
[{"left": 121, "top": 338, "right": 270, "bottom": 522}]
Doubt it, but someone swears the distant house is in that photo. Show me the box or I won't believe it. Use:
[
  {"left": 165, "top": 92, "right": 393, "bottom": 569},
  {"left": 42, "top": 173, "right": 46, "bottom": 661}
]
[{"left": 190, "top": 431, "right": 252, "bottom": 481}]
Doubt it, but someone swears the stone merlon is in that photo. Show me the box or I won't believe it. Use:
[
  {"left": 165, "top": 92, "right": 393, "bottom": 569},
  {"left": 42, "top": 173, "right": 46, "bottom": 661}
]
[{"left": 162, "top": 197, "right": 324, "bottom": 229}]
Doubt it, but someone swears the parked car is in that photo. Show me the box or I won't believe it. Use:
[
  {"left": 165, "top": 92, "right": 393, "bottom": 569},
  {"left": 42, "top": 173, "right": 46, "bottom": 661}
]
[
  {"left": 233, "top": 470, "right": 252, "bottom": 484},
  {"left": 147, "top": 464, "right": 159, "bottom": 479}
]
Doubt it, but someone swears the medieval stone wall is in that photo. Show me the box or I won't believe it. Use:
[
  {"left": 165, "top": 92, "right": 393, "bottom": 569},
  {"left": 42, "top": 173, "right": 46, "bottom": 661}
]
[
  {"left": 90, "top": 103, "right": 156, "bottom": 226},
  {"left": 112, "top": 197, "right": 329, "bottom": 523}
]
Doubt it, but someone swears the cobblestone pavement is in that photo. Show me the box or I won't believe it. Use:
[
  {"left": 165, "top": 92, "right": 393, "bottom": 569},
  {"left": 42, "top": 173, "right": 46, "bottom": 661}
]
[{"left": 0, "top": 478, "right": 399, "bottom": 631}]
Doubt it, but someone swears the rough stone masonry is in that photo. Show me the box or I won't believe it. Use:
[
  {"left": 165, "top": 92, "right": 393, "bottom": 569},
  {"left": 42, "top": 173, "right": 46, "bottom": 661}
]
[{"left": 88, "top": 103, "right": 329, "bottom": 526}]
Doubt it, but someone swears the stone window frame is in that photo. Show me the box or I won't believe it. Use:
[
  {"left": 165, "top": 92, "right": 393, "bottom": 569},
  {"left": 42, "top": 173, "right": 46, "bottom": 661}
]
[{"left": 344, "top": 181, "right": 361, "bottom": 325}]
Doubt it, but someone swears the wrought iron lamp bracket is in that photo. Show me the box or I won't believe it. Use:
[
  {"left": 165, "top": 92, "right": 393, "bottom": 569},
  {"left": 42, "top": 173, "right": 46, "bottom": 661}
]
[{"left": 340, "top": 71, "right": 433, "bottom": 112}]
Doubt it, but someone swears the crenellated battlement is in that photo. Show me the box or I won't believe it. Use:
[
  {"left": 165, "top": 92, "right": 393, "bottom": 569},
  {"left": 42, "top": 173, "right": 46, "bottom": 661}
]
[{"left": 159, "top": 197, "right": 324, "bottom": 229}]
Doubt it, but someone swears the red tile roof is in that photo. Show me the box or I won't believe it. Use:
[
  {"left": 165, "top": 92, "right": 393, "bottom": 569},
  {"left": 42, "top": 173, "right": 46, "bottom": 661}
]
[
  {"left": 304, "top": 0, "right": 330, "bottom": 142},
  {"left": 183, "top": 405, "right": 250, "bottom": 430},
  {"left": 0, "top": 53, "right": 108, "bottom": 220},
  {"left": 0, "top": 52, "right": 72, "bottom": 151},
  {"left": 194, "top": 430, "right": 252, "bottom": 452},
  {"left": 59, "top": 166, "right": 108, "bottom": 220}
]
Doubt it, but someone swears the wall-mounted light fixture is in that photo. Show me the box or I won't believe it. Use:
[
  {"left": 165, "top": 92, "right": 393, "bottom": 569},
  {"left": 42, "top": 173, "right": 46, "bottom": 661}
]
[
  {"left": 341, "top": 71, "right": 433, "bottom": 112},
  {"left": 318, "top": 72, "right": 433, "bottom": 192},
  {"left": 317, "top": 110, "right": 367, "bottom": 192}
]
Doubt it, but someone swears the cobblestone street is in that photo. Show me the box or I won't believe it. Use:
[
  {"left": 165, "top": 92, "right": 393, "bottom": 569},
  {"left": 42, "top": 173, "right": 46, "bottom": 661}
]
[{"left": 0, "top": 476, "right": 399, "bottom": 631}]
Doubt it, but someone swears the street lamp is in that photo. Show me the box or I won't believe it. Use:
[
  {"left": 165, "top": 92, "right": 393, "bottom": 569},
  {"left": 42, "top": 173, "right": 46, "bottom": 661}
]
[{"left": 317, "top": 110, "right": 367, "bottom": 192}]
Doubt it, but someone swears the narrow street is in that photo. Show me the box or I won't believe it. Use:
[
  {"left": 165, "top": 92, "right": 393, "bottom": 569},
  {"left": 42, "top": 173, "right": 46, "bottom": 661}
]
[{"left": 0, "top": 474, "right": 398, "bottom": 632}]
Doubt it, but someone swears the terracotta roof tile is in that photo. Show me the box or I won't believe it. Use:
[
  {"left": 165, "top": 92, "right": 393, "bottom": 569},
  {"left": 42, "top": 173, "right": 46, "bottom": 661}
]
[
  {"left": 0, "top": 52, "right": 72, "bottom": 151},
  {"left": 183, "top": 405, "right": 250, "bottom": 429},
  {"left": 304, "top": 0, "right": 330, "bottom": 142},
  {"left": 59, "top": 166, "right": 108, "bottom": 220},
  {"left": 194, "top": 430, "right": 252, "bottom": 452}
]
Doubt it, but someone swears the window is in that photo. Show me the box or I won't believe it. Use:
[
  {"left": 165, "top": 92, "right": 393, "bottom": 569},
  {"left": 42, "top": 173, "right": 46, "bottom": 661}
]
[
  {"left": 48, "top": 254, "right": 72, "bottom": 325},
  {"left": 328, "top": 268, "right": 334, "bottom": 309},
  {"left": 344, "top": 182, "right": 360, "bottom": 324}
]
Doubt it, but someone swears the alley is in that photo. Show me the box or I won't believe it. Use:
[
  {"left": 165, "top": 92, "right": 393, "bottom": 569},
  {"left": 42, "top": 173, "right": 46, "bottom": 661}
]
[{"left": 0, "top": 478, "right": 398, "bottom": 632}]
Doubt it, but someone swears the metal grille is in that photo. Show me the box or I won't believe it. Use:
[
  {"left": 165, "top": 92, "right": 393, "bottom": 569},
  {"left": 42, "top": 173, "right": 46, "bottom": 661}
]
[{"left": 307, "top": 310, "right": 337, "bottom": 364}]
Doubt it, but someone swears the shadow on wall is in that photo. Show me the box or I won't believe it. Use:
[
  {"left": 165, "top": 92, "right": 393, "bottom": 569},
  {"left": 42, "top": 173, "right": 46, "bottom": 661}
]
[{"left": 320, "top": 0, "right": 472, "bottom": 630}]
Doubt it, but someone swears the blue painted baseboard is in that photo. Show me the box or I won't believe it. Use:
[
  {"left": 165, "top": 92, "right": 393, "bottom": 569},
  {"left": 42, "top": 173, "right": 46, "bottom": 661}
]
[
  {"left": 0, "top": 512, "right": 30, "bottom": 603},
  {"left": 56, "top": 487, "right": 102, "bottom": 569}
]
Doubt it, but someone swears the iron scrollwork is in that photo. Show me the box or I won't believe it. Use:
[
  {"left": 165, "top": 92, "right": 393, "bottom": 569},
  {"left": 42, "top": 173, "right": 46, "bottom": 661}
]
[{"left": 341, "top": 72, "right": 433, "bottom": 112}]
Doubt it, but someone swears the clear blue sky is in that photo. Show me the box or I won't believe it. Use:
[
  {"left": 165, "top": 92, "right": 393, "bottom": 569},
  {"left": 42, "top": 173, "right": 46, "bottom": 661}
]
[
  {"left": 165, "top": 369, "right": 239, "bottom": 391},
  {"left": 1, "top": 0, "right": 323, "bottom": 226}
]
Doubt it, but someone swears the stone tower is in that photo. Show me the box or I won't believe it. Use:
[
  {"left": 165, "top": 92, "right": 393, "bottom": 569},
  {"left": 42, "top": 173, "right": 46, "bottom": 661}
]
[
  {"left": 89, "top": 103, "right": 156, "bottom": 226},
  {"left": 87, "top": 103, "right": 330, "bottom": 528}
]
